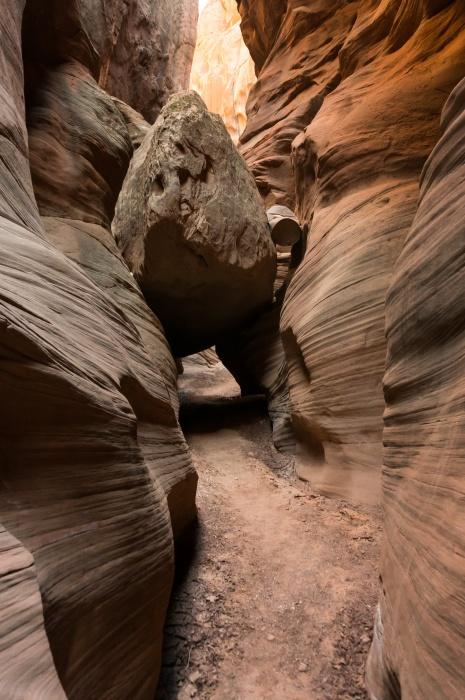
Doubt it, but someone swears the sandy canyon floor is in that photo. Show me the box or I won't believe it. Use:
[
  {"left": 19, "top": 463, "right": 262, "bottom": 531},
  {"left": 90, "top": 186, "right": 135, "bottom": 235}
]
[{"left": 156, "top": 359, "right": 381, "bottom": 700}]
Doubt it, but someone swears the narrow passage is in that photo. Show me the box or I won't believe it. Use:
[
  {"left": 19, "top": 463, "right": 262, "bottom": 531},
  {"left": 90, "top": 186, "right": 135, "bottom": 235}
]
[{"left": 157, "top": 357, "right": 381, "bottom": 700}]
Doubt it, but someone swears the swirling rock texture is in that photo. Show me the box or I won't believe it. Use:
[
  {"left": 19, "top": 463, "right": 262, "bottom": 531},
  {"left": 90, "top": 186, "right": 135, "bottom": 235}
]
[
  {"left": 190, "top": 0, "right": 256, "bottom": 143},
  {"left": 111, "top": 97, "right": 151, "bottom": 148},
  {"left": 366, "top": 77, "right": 465, "bottom": 700},
  {"left": 1, "top": 0, "right": 197, "bottom": 697},
  {"left": 26, "top": 59, "right": 197, "bottom": 541},
  {"left": 113, "top": 91, "right": 276, "bottom": 357},
  {"left": 239, "top": 0, "right": 465, "bottom": 505}
]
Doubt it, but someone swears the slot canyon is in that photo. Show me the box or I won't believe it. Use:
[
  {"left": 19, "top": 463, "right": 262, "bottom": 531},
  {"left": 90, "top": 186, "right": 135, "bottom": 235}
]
[{"left": 1, "top": 0, "right": 465, "bottom": 698}]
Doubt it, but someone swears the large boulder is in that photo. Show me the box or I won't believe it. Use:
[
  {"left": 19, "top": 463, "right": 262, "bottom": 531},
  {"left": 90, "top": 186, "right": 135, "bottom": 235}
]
[
  {"left": 366, "top": 76, "right": 465, "bottom": 700},
  {"left": 113, "top": 91, "right": 276, "bottom": 357}
]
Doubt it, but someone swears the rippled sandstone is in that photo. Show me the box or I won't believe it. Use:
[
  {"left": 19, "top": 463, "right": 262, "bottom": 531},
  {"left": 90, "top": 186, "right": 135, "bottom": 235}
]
[
  {"left": 239, "top": 0, "right": 465, "bottom": 505},
  {"left": 0, "top": 1, "right": 198, "bottom": 697}
]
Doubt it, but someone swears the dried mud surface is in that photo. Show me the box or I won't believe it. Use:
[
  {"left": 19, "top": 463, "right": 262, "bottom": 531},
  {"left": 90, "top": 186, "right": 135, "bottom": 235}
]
[{"left": 157, "top": 359, "right": 381, "bottom": 699}]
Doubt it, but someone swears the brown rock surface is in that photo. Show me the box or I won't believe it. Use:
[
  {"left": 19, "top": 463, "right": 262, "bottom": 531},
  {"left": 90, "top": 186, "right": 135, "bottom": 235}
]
[
  {"left": 1, "top": 1, "right": 197, "bottom": 697},
  {"left": 216, "top": 206, "right": 302, "bottom": 455},
  {"left": 0, "top": 527, "right": 66, "bottom": 698},
  {"left": 102, "top": 0, "right": 199, "bottom": 122},
  {"left": 23, "top": 0, "right": 197, "bottom": 123},
  {"left": 111, "top": 97, "right": 151, "bottom": 149},
  {"left": 240, "top": 0, "right": 465, "bottom": 504},
  {"left": 113, "top": 91, "right": 276, "bottom": 357},
  {"left": 190, "top": 0, "right": 256, "bottom": 143},
  {"left": 27, "top": 59, "right": 197, "bottom": 540},
  {"left": 366, "top": 75, "right": 465, "bottom": 700},
  {"left": 237, "top": 0, "right": 352, "bottom": 206}
]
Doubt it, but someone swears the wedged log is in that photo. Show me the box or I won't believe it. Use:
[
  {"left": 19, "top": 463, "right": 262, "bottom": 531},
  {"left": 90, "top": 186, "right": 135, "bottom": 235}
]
[
  {"left": 27, "top": 61, "right": 197, "bottom": 540},
  {"left": 113, "top": 91, "right": 276, "bottom": 357},
  {"left": 0, "top": 2, "right": 195, "bottom": 697},
  {"left": 367, "top": 76, "right": 465, "bottom": 700},
  {"left": 277, "top": 1, "right": 465, "bottom": 504}
]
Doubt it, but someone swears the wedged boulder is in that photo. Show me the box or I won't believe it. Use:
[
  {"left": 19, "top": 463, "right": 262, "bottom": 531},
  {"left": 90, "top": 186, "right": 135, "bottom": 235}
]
[
  {"left": 367, "top": 76, "right": 465, "bottom": 700},
  {"left": 113, "top": 91, "right": 276, "bottom": 357}
]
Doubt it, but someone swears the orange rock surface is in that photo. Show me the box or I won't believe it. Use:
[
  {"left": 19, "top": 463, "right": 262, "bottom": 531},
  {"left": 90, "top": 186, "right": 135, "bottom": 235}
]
[
  {"left": 190, "top": 0, "right": 255, "bottom": 142},
  {"left": 239, "top": 0, "right": 465, "bottom": 506}
]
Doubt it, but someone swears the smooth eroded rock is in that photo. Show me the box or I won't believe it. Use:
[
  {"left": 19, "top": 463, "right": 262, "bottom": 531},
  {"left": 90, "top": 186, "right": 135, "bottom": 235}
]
[
  {"left": 113, "top": 91, "right": 276, "bottom": 356},
  {"left": 190, "top": 0, "right": 256, "bottom": 143},
  {"left": 27, "top": 59, "right": 198, "bottom": 542},
  {"left": 367, "top": 75, "right": 465, "bottom": 700},
  {"left": 238, "top": 0, "right": 465, "bottom": 504},
  {"left": 1, "top": 2, "right": 197, "bottom": 697}
]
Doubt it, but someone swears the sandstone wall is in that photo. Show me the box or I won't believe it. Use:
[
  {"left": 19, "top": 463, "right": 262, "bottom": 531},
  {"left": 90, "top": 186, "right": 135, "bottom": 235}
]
[
  {"left": 190, "top": 0, "right": 255, "bottom": 143},
  {"left": 367, "top": 73, "right": 465, "bottom": 700},
  {"left": 23, "top": 0, "right": 198, "bottom": 124},
  {"left": 239, "top": 0, "right": 465, "bottom": 505},
  {"left": 0, "top": 1, "right": 197, "bottom": 697}
]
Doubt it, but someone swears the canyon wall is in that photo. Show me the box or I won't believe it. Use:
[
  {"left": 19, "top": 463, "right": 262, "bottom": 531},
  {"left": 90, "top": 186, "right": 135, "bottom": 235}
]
[
  {"left": 367, "top": 75, "right": 465, "bottom": 700},
  {"left": 238, "top": 0, "right": 465, "bottom": 505},
  {"left": 23, "top": 0, "right": 197, "bottom": 124},
  {"left": 239, "top": 1, "right": 465, "bottom": 697},
  {"left": 0, "top": 1, "right": 197, "bottom": 697},
  {"left": 190, "top": 0, "right": 255, "bottom": 142}
]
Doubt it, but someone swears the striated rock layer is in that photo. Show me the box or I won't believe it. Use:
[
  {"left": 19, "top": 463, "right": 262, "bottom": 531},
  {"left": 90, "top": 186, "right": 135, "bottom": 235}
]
[
  {"left": 367, "top": 76, "right": 465, "bottom": 700},
  {"left": 26, "top": 58, "right": 197, "bottom": 541},
  {"left": 190, "top": 0, "right": 256, "bottom": 143},
  {"left": 1, "top": 1, "right": 197, "bottom": 697},
  {"left": 239, "top": 0, "right": 465, "bottom": 504},
  {"left": 114, "top": 91, "right": 276, "bottom": 357}
]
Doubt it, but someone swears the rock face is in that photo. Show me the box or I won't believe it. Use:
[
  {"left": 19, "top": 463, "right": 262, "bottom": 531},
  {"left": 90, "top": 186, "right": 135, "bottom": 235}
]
[
  {"left": 27, "top": 59, "right": 197, "bottom": 541},
  {"left": 190, "top": 0, "right": 256, "bottom": 143},
  {"left": 102, "top": 0, "right": 199, "bottom": 122},
  {"left": 217, "top": 205, "right": 302, "bottom": 454},
  {"left": 239, "top": 0, "right": 465, "bottom": 505},
  {"left": 1, "top": 1, "right": 197, "bottom": 697},
  {"left": 0, "top": 526, "right": 66, "bottom": 698},
  {"left": 23, "top": 0, "right": 197, "bottom": 124},
  {"left": 366, "top": 76, "right": 465, "bottom": 700},
  {"left": 113, "top": 91, "right": 276, "bottom": 357}
]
